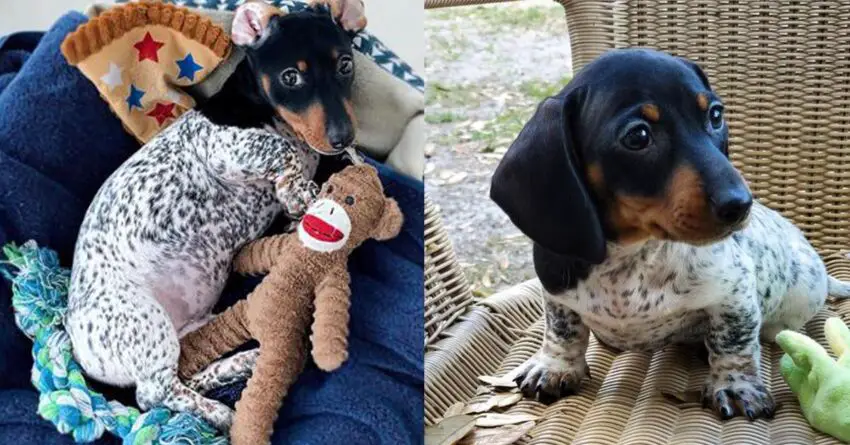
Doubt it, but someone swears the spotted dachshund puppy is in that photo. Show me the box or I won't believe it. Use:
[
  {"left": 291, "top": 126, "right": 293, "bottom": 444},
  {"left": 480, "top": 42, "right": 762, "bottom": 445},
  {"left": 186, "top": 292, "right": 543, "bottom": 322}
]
[
  {"left": 64, "top": 0, "right": 366, "bottom": 432},
  {"left": 491, "top": 48, "right": 850, "bottom": 420},
  {"left": 65, "top": 110, "right": 318, "bottom": 431}
]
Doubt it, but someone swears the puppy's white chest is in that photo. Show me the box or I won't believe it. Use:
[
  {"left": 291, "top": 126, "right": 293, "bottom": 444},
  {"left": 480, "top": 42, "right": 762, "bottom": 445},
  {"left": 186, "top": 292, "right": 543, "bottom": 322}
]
[{"left": 559, "top": 242, "right": 733, "bottom": 349}]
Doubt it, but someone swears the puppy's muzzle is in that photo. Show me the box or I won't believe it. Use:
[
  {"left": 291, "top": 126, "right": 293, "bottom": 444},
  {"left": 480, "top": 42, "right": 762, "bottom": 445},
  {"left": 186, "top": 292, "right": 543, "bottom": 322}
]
[{"left": 710, "top": 187, "right": 753, "bottom": 226}]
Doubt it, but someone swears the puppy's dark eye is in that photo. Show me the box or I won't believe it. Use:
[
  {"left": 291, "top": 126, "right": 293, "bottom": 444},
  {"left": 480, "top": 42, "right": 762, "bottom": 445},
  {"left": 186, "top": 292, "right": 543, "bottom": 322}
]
[
  {"left": 338, "top": 55, "right": 353, "bottom": 77},
  {"left": 325, "top": 184, "right": 334, "bottom": 193},
  {"left": 344, "top": 196, "right": 355, "bottom": 205},
  {"left": 280, "top": 69, "right": 304, "bottom": 88},
  {"left": 621, "top": 124, "right": 652, "bottom": 150},
  {"left": 709, "top": 104, "right": 724, "bottom": 129}
]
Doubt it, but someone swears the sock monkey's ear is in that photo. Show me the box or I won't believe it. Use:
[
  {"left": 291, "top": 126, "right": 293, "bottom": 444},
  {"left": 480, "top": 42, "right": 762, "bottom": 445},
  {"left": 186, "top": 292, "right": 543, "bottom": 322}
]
[{"left": 374, "top": 198, "right": 403, "bottom": 241}]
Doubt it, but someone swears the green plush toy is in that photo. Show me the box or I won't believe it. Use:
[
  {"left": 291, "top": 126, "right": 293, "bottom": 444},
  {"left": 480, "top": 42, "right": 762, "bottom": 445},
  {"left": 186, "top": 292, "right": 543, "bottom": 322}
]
[{"left": 776, "top": 317, "right": 850, "bottom": 442}]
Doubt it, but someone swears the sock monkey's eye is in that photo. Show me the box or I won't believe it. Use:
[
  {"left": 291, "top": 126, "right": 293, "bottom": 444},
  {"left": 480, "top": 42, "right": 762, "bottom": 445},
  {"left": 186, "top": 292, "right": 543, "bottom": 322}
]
[{"left": 345, "top": 196, "right": 355, "bottom": 205}]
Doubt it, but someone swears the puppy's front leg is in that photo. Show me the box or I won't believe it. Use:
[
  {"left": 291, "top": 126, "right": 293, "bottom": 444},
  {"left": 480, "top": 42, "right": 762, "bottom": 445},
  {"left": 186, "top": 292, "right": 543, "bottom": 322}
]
[
  {"left": 703, "top": 297, "right": 776, "bottom": 420},
  {"left": 207, "top": 128, "right": 318, "bottom": 215},
  {"left": 513, "top": 298, "right": 589, "bottom": 403}
]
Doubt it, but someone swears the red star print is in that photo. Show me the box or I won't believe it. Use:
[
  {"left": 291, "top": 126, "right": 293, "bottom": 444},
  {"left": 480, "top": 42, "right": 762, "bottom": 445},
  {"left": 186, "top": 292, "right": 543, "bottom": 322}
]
[
  {"left": 134, "top": 32, "right": 164, "bottom": 62},
  {"left": 146, "top": 102, "right": 176, "bottom": 126}
]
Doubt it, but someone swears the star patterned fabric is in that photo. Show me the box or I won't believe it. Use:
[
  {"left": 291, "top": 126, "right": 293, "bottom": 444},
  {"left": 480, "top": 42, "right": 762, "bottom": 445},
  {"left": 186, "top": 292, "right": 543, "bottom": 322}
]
[
  {"left": 126, "top": 84, "right": 145, "bottom": 112},
  {"left": 100, "top": 62, "right": 123, "bottom": 92},
  {"left": 176, "top": 53, "right": 204, "bottom": 81},
  {"left": 133, "top": 32, "right": 165, "bottom": 62},
  {"left": 67, "top": 12, "right": 226, "bottom": 143},
  {"left": 146, "top": 102, "right": 176, "bottom": 126}
]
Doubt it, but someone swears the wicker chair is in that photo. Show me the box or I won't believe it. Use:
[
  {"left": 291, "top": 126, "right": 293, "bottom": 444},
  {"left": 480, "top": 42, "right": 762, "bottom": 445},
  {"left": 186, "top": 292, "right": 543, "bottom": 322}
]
[{"left": 423, "top": 1, "right": 850, "bottom": 443}]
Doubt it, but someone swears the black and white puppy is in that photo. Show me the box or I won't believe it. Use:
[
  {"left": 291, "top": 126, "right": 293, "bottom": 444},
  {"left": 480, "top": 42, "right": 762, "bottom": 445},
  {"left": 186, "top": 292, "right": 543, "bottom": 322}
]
[
  {"left": 64, "top": 1, "right": 365, "bottom": 432},
  {"left": 491, "top": 48, "right": 850, "bottom": 420}
]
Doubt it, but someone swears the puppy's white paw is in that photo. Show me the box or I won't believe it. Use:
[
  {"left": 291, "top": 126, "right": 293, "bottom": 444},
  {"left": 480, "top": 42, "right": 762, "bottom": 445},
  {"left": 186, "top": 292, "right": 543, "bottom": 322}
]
[
  {"left": 512, "top": 351, "right": 588, "bottom": 403},
  {"left": 702, "top": 373, "right": 775, "bottom": 420},
  {"left": 276, "top": 180, "right": 319, "bottom": 217},
  {"left": 208, "top": 405, "right": 235, "bottom": 432}
]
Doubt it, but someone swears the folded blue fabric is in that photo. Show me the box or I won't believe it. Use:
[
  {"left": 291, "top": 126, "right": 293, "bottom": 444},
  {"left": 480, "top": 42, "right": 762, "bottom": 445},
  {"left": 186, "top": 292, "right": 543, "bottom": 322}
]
[{"left": 0, "top": 12, "right": 423, "bottom": 445}]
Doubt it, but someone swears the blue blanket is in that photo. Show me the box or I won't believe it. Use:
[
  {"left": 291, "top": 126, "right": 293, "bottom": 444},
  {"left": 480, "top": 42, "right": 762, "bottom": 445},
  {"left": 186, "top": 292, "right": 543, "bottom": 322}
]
[{"left": 0, "top": 12, "right": 424, "bottom": 445}]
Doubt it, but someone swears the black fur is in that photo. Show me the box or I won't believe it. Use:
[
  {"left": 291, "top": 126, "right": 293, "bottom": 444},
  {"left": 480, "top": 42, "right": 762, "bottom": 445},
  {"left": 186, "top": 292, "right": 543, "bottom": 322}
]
[
  {"left": 199, "top": 7, "right": 355, "bottom": 149},
  {"left": 491, "top": 48, "right": 751, "bottom": 294}
]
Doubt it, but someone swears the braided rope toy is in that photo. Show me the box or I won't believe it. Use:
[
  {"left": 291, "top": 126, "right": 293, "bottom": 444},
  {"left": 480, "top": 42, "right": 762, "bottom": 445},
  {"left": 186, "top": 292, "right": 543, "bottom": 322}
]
[{"left": 1, "top": 240, "right": 227, "bottom": 445}]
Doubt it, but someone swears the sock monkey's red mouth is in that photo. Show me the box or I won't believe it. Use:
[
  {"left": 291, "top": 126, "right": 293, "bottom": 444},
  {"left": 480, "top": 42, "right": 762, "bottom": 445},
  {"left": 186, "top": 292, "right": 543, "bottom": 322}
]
[{"left": 302, "top": 214, "right": 344, "bottom": 242}]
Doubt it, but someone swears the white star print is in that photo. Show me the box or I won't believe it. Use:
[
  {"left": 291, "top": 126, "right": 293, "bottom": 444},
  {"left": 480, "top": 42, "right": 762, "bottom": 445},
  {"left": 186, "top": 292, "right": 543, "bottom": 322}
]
[{"left": 100, "top": 62, "right": 123, "bottom": 92}]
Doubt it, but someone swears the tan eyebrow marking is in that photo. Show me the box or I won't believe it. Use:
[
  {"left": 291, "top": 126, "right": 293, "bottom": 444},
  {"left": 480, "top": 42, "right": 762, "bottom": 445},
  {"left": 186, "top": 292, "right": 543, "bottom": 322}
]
[
  {"left": 641, "top": 104, "right": 660, "bottom": 122},
  {"left": 261, "top": 74, "right": 271, "bottom": 96},
  {"left": 586, "top": 163, "right": 605, "bottom": 193},
  {"left": 297, "top": 60, "right": 308, "bottom": 72},
  {"left": 697, "top": 93, "right": 709, "bottom": 111}
]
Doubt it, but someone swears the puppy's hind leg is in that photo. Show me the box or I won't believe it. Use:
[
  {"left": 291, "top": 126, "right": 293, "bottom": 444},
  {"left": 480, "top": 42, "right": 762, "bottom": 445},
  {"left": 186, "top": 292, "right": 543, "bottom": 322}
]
[
  {"left": 185, "top": 349, "right": 260, "bottom": 394},
  {"left": 137, "top": 367, "right": 234, "bottom": 432}
]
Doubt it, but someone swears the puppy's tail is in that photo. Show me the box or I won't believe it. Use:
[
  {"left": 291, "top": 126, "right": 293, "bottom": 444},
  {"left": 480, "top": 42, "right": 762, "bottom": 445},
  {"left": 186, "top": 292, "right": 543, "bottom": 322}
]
[{"left": 828, "top": 276, "right": 850, "bottom": 299}]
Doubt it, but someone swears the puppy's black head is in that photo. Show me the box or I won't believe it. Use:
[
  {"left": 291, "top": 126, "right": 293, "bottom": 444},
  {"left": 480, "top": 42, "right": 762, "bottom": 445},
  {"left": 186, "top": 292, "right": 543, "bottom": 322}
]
[
  {"left": 233, "top": 2, "right": 356, "bottom": 154},
  {"left": 491, "top": 48, "right": 752, "bottom": 267}
]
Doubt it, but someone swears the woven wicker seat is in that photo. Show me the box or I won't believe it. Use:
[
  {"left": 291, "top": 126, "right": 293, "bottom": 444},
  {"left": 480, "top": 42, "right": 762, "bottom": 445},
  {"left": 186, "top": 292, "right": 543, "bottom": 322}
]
[{"left": 424, "top": 1, "right": 850, "bottom": 443}]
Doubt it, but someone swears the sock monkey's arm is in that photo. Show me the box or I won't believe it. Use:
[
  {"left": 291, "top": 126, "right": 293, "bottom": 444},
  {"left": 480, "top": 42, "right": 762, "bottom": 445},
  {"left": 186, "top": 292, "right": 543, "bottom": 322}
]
[{"left": 311, "top": 269, "right": 352, "bottom": 371}]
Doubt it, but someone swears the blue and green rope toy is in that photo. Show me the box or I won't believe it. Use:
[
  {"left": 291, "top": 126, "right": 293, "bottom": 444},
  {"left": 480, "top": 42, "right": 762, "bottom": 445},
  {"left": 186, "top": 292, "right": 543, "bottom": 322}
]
[{"left": 1, "top": 241, "right": 227, "bottom": 445}]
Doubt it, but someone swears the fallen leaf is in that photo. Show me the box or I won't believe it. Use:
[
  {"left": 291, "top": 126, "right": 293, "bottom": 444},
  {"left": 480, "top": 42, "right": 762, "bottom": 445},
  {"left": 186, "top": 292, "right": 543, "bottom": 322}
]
[
  {"left": 494, "top": 393, "right": 523, "bottom": 407},
  {"left": 446, "top": 172, "right": 468, "bottom": 184},
  {"left": 459, "top": 421, "right": 535, "bottom": 445},
  {"left": 425, "top": 415, "right": 476, "bottom": 445},
  {"left": 481, "top": 270, "right": 492, "bottom": 288},
  {"left": 475, "top": 386, "right": 492, "bottom": 396},
  {"left": 444, "top": 401, "right": 466, "bottom": 417},
  {"left": 463, "top": 393, "right": 523, "bottom": 414},
  {"left": 477, "top": 375, "right": 517, "bottom": 388},
  {"left": 659, "top": 390, "right": 703, "bottom": 406},
  {"left": 475, "top": 413, "right": 538, "bottom": 427},
  {"left": 425, "top": 143, "right": 437, "bottom": 157}
]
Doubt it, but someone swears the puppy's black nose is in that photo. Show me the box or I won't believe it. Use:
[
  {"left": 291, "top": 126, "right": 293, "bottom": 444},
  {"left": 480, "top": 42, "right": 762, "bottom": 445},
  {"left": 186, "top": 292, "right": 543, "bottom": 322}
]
[
  {"left": 712, "top": 189, "right": 753, "bottom": 224},
  {"left": 328, "top": 127, "right": 354, "bottom": 150}
]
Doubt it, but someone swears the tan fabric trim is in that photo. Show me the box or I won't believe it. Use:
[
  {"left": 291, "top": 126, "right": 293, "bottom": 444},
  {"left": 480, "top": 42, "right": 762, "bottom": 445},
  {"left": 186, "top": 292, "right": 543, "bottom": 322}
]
[{"left": 61, "top": 1, "right": 231, "bottom": 65}]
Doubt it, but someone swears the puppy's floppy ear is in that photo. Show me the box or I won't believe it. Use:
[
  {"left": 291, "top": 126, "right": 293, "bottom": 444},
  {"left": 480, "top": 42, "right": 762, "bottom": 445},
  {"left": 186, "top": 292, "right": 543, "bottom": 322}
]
[
  {"left": 490, "top": 88, "right": 606, "bottom": 264},
  {"left": 232, "top": 1, "right": 282, "bottom": 47},
  {"left": 373, "top": 198, "right": 403, "bottom": 241}
]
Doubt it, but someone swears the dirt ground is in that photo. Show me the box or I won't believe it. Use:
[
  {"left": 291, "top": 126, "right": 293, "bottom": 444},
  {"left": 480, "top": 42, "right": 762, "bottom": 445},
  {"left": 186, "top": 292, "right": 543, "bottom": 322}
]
[{"left": 425, "top": 1, "right": 572, "bottom": 296}]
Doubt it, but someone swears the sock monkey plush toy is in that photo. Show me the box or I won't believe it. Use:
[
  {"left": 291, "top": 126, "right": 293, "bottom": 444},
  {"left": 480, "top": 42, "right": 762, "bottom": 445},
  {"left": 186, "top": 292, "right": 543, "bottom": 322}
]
[{"left": 178, "top": 163, "right": 403, "bottom": 445}]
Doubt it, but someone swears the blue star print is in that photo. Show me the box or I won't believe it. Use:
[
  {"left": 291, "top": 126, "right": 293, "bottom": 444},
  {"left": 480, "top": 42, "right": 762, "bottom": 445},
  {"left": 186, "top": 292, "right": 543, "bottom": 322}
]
[
  {"left": 126, "top": 84, "right": 145, "bottom": 112},
  {"left": 176, "top": 53, "right": 203, "bottom": 81}
]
